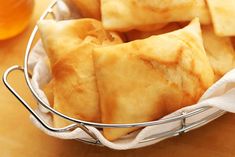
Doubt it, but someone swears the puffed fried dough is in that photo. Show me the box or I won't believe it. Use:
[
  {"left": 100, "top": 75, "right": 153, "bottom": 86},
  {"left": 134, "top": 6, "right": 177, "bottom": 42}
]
[
  {"left": 101, "top": 0, "right": 211, "bottom": 31},
  {"left": 53, "top": 40, "right": 101, "bottom": 127},
  {"left": 206, "top": 0, "right": 235, "bottom": 36},
  {"left": 202, "top": 26, "right": 235, "bottom": 80},
  {"left": 125, "top": 23, "right": 182, "bottom": 41},
  {"left": 38, "top": 19, "right": 123, "bottom": 127},
  {"left": 38, "top": 19, "right": 116, "bottom": 66},
  {"left": 70, "top": 0, "right": 101, "bottom": 19},
  {"left": 93, "top": 18, "right": 214, "bottom": 141},
  {"left": 42, "top": 80, "right": 54, "bottom": 106},
  {"left": 232, "top": 37, "right": 235, "bottom": 49},
  {"left": 135, "top": 23, "right": 168, "bottom": 32}
]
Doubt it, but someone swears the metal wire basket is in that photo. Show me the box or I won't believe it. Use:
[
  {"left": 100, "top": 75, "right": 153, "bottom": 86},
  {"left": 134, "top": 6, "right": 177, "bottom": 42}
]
[{"left": 2, "top": 0, "right": 226, "bottom": 147}]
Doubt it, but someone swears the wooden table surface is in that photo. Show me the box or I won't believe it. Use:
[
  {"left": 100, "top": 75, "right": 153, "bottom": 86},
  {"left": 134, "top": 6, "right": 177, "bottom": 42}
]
[{"left": 1, "top": 0, "right": 235, "bottom": 156}]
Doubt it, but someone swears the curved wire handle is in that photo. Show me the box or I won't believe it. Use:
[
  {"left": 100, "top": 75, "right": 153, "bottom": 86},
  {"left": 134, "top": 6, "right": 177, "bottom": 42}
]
[
  {"left": 2, "top": 66, "right": 226, "bottom": 144},
  {"left": 2, "top": 65, "right": 100, "bottom": 144}
]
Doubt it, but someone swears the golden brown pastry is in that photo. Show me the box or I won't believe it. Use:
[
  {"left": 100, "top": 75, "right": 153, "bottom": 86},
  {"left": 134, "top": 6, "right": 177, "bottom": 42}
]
[
  {"left": 101, "top": 0, "right": 211, "bottom": 32},
  {"left": 38, "top": 19, "right": 117, "bottom": 66},
  {"left": 125, "top": 23, "right": 182, "bottom": 41},
  {"left": 69, "top": 0, "right": 101, "bottom": 19},
  {"left": 42, "top": 80, "right": 54, "bottom": 106},
  {"left": 134, "top": 23, "right": 168, "bottom": 32},
  {"left": 38, "top": 19, "right": 122, "bottom": 127},
  {"left": 202, "top": 26, "right": 235, "bottom": 80},
  {"left": 206, "top": 0, "right": 235, "bottom": 36},
  {"left": 93, "top": 18, "right": 214, "bottom": 141},
  {"left": 232, "top": 37, "right": 235, "bottom": 49},
  {"left": 52, "top": 39, "right": 101, "bottom": 127}
]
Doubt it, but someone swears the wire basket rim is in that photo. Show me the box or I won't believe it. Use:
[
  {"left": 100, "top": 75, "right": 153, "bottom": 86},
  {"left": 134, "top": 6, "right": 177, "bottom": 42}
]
[{"left": 22, "top": 0, "right": 224, "bottom": 129}]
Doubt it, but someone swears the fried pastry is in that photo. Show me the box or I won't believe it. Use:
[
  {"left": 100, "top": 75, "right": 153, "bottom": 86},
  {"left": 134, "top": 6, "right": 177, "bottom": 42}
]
[
  {"left": 38, "top": 19, "right": 122, "bottom": 127},
  {"left": 206, "top": 0, "right": 235, "bottom": 36},
  {"left": 202, "top": 26, "right": 235, "bottom": 80},
  {"left": 93, "top": 18, "right": 214, "bottom": 141},
  {"left": 101, "top": 0, "right": 211, "bottom": 31},
  {"left": 125, "top": 23, "right": 182, "bottom": 41},
  {"left": 134, "top": 23, "right": 168, "bottom": 32},
  {"left": 38, "top": 19, "right": 118, "bottom": 66},
  {"left": 42, "top": 80, "right": 54, "bottom": 106},
  {"left": 70, "top": 0, "right": 101, "bottom": 19},
  {"left": 232, "top": 37, "right": 235, "bottom": 49}
]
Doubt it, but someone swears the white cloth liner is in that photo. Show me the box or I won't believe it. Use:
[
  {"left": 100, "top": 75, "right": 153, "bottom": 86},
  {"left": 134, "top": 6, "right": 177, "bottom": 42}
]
[{"left": 27, "top": 0, "right": 235, "bottom": 150}]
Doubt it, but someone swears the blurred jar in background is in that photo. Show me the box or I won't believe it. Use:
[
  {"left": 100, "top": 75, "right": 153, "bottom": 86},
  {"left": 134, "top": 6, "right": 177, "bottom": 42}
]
[{"left": 0, "top": 0, "right": 34, "bottom": 40}]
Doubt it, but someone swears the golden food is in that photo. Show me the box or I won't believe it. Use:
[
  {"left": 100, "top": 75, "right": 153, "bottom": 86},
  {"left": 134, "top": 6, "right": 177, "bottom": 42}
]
[
  {"left": 38, "top": 0, "right": 235, "bottom": 141},
  {"left": 101, "top": 0, "right": 210, "bottom": 31},
  {"left": 202, "top": 26, "right": 235, "bottom": 80},
  {"left": 38, "top": 19, "right": 122, "bottom": 127},
  {"left": 93, "top": 19, "right": 214, "bottom": 140},
  {"left": 206, "top": 0, "right": 235, "bottom": 36},
  {"left": 125, "top": 23, "right": 182, "bottom": 41},
  {"left": 70, "top": 0, "right": 101, "bottom": 19}
]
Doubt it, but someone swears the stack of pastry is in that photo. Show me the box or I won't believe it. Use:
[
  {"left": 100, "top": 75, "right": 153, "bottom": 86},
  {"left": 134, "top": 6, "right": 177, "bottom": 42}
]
[{"left": 38, "top": 0, "right": 235, "bottom": 141}]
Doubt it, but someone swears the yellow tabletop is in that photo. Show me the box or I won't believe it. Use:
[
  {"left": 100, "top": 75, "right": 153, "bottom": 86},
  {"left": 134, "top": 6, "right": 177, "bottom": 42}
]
[{"left": 1, "top": 0, "right": 235, "bottom": 156}]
